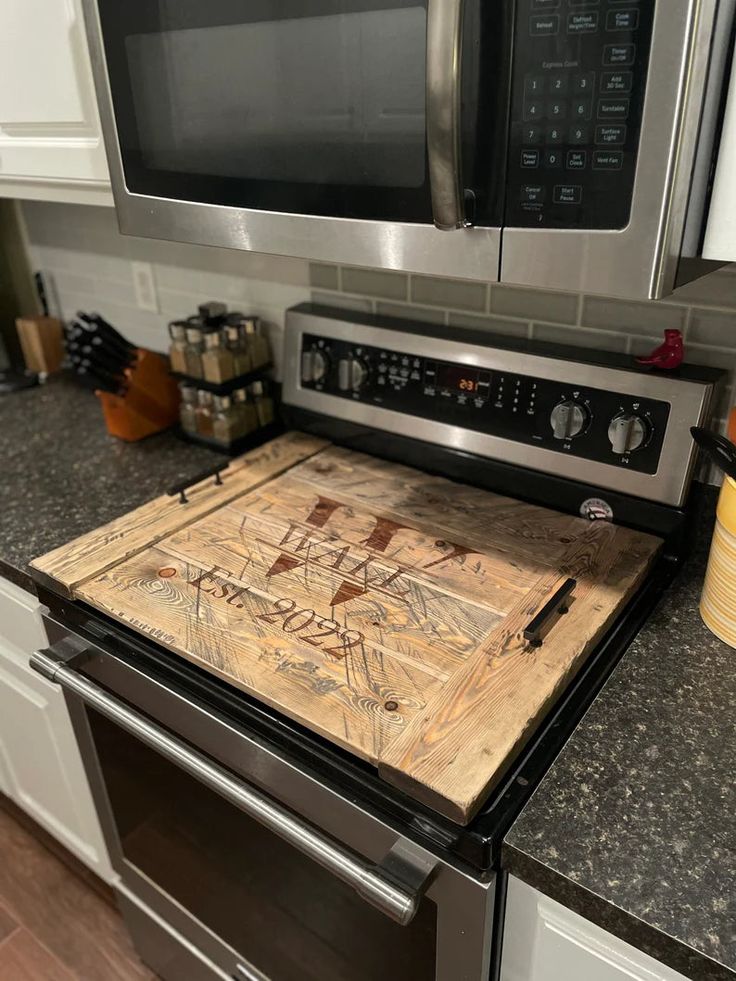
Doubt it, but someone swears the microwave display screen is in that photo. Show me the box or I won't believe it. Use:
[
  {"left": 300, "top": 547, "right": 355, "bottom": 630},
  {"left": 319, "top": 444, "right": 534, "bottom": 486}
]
[{"left": 125, "top": 7, "right": 427, "bottom": 189}]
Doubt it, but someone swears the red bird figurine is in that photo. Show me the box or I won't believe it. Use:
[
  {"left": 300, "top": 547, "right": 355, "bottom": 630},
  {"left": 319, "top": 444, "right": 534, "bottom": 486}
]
[{"left": 636, "top": 329, "right": 684, "bottom": 370}]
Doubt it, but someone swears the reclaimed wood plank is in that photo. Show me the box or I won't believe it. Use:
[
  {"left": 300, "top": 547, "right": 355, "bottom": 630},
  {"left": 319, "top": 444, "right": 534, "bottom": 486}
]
[
  {"left": 288, "top": 446, "right": 581, "bottom": 564},
  {"left": 30, "top": 433, "right": 329, "bottom": 598},
  {"left": 378, "top": 521, "right": 661, "bottom": 822},
  {"left": 224, "top": 475, "right": 548, "bottom": 613},
  {"left": 76, "top": 545, "right": 445, "bottom": 763}
]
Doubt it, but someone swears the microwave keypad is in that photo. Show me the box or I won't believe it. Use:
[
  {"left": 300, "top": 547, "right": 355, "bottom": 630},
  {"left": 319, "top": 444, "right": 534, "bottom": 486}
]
[{"left": 507, "top": 0, "right": 655, "bottom": 230}]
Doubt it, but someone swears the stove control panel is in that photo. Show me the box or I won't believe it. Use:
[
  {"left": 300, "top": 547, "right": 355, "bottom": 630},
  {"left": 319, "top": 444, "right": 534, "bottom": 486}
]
[
  {"left": 298, "top": 332, "right": 669, "bottom": 475},
  {"left": 284, "top": 306, "right": 720, "bottom": 507}
]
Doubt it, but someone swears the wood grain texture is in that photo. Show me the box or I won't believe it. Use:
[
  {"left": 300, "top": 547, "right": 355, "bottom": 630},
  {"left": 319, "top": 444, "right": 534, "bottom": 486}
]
[
  {"left": 0, "top": 802, "right": 152, "bottom": 980},
  {"left": 379, "top": 521, "right": 659, "bottom": 822},
  {"left": 0, "top": 929, "right": 74, "bottom": 981},
  {"left": 30, "top": 431, "right": 329, "bottom": 598},
  {"left": 38, "top": 442, "right": 662, "bottom": 823}
]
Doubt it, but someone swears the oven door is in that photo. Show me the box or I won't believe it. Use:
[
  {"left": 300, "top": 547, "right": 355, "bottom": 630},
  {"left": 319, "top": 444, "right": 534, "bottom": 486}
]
[
  {"left": 82, "top": 0, "right": 512, "bottom": 280},
  {"left": 32, "top": 627, "right": 495, "bottom": 981}
]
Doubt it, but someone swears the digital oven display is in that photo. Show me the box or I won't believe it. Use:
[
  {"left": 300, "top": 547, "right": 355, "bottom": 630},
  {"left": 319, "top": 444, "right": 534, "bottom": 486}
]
[{"left": 436, "top": 364, "right": 483, "bottom": 393}]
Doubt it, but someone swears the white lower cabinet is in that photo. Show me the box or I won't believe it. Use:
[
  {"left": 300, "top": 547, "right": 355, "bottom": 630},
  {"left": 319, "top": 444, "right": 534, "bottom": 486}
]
[
  {"left": 0, "top": 575, "right": 114, "bottom": 882},
  {"left": 501, "top": 876, "right": 691, "bottom": 981}
]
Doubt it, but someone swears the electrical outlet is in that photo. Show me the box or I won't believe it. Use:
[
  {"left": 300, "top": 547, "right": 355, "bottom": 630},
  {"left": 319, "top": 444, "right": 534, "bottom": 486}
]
[{"left": 132, "top": 261, "right": 159, "bottom": 312}]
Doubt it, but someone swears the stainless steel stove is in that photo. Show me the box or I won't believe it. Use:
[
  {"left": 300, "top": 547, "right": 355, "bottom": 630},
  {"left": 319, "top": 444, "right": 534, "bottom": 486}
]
[{"left": 31, "top": 306, "right": 722, "bottom": 981}]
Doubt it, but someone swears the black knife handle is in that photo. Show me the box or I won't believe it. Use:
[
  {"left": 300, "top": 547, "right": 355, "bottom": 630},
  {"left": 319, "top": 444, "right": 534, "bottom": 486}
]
[
  {"left": 524, "top": 578, "right": 577, "bottom": 648},
  {"left": 167, "top": 463, "right": 229, "bottom": 504}
]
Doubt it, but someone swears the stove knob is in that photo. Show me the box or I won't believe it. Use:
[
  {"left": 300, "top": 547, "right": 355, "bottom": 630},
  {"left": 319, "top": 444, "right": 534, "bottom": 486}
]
[
  {"left": 550, "top": 400, "right": 589, "bottom": 440},
  {"left": 608, "top": 413, "right": 648, "bottom": 455},
  {"left": 301, "top": 349, "right": 328, "bottom": 384},
  {"left": 338, "top": 357, "right": 368, "bottom": 392}
]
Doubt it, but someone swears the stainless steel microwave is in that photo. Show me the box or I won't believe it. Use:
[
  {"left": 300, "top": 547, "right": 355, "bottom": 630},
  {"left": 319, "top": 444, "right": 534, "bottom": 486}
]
[{"left": 82, "top": 0, "right": 734, "bottom": 298}]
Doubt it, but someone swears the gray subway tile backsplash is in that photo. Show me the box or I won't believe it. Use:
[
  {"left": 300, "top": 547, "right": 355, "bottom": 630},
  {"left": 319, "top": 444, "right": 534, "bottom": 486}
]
[
  {"left": 411, "top": 275, "right": 488, "bottom": 312},
  {"left": 490, "top": 285, "right": 578, "bottom": 325},
  {"left": 689, "top": 307, "right": 736, "bottom": 348},
  {"left": 582, "top": 296, "right": 687, "bottom": 336},
  {"left": 375, "top": 301, "right": 446, "bottom": 325},
  {"left": 532, "top": 322, "right": 629, "bottom": 353},
  {"left": 310, "top": 291, "right": 373, "bottom": 313},
  {"left": 309, "top": 263, "right": 339, "bottom": 291},
  {"left": 341, "top": 266, "right": 408, "bottom": 300},
  {"left": 20, "top": 200, "right": 736, "bottom": 461},
  {"left": 447, "top": 312, "right": 529, "bottom": 339}
]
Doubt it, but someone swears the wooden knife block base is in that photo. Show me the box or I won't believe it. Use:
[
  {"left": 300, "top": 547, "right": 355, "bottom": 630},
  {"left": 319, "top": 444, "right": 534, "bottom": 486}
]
[{"left": 97, "top": 349, "right": 180, "bottom": 442}]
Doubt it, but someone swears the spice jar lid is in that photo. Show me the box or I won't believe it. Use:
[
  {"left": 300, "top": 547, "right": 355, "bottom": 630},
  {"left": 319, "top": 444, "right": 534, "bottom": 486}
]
[
  {"left": 197, "top": 389, "right": 213, "bottom": 406},
  {"left": 169, "top": 321, "right": 187, "bottom": 340},
  {"left": 185, "top": 326, "right": 203, "bottom": 343},
  {"left": 213, "top": 394, "right": 232, "bottom": 411},
  {"left": 204, "top": 331, "right": 223, "bottom": 348}
]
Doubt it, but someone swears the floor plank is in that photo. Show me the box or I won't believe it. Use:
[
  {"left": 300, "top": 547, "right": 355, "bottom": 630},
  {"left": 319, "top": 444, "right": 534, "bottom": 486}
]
[
  {"left": 0, "top": 804, "right": 154, "bottom": 980},
  {"left": 0, "top": 929, "right": 74, "bottom": 981},
  {"left": 0, "top": 900, "right": 18, "bottom": 944}
]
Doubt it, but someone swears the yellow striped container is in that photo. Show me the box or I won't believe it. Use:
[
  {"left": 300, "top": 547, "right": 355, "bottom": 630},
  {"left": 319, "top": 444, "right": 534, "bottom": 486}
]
[{"left": 700, "top": 476, "right": 736, "bottom": 647}]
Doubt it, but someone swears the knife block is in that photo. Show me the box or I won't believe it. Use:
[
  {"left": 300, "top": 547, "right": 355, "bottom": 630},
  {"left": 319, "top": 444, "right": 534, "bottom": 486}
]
[{"left": 96, "top": 348, "right": 180, "bottom": 442}]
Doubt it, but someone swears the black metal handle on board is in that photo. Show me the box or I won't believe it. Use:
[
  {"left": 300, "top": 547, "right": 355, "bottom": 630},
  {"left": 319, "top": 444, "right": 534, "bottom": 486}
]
[
  {"left": 524, "top": 578, "right": 577, "bottom": 648},
  {"left": 167, "top": 463, "right": 228, "bottom": 504}
]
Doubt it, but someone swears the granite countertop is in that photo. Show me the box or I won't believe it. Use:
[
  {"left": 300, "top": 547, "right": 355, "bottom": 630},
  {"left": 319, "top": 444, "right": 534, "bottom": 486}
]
[
  {"left": 0, "top": 375, "right": 224, "bottom": 591},
  {"left": 504, "top": 486, "right": 736, "bottom": 981}
]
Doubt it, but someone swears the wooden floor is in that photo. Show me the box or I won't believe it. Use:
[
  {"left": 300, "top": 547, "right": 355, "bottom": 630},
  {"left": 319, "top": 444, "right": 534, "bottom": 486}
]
[{"left": 0, "top": 798, "right": 155, "bottom": 980}]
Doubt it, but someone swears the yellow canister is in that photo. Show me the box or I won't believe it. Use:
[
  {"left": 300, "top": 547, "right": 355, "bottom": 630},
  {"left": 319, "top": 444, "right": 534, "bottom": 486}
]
[{"left": 700, "top": 476, "right": 736, "bottom": 647}]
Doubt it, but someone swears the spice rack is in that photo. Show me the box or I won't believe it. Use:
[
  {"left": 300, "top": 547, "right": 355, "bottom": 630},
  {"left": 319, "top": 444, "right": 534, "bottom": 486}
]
[{"left": 169, "top": 301, "right": 277, "bottom": 453}]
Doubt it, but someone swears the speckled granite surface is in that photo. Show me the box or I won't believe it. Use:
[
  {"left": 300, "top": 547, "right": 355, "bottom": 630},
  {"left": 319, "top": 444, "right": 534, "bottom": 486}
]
[
  {"left": 504, "top": 485, "right": 736, "bottom": 981},
  {"left": 0, "top": 375, "right": 223, "bottom": 591}
]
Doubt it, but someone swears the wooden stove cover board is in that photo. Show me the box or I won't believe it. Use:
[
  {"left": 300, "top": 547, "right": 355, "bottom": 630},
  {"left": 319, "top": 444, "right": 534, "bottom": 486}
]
[{"left": 31, "top": 436, "right": 662, "bottom": 824}]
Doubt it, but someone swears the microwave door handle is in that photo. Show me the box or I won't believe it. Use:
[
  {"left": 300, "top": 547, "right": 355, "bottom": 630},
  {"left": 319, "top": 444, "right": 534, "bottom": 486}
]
[
  {"left": 426, "top": 0, "right": 468, "bottom": 230},
  {"left": 30, "top": 646, "right": 432, "bottom": 927}
]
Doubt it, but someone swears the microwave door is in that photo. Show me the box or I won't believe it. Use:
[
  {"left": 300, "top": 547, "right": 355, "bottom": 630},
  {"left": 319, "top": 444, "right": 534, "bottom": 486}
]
[
  {"left": 500, "top": 0, "right": 724, "bottom": 300},
  {"left": 83, "top": 0, "right": 508, "bottom": 281}
]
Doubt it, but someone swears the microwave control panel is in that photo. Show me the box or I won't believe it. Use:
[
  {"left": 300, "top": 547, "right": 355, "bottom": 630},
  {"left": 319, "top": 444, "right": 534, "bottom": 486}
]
[
  {"left": 506, "top": 0, "right": 655, "bottom": 230},
  {"left": 298, "top": 332, "right": 670, "bottom": 475}
]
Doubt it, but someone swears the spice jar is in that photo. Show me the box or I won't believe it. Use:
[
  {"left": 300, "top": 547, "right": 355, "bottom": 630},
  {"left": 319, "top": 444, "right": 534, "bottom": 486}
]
[
  {"left": 184, "top": 324, "right": 204, "bottom": 378},
  {"left": 195, "top": 389, "right": 214, "bottom": 438},
  {"left": 212, "top": 394, "right": 240, "bottom": 445},
  {"left": 168, "top": 321, "right": 188, "bottom": 374},
  {"left": 179, "top": 384, "right": 198, "bottom": 434},
  {"left": 250, "top": 379, "right": 274, "bottom": 427},
  {"left": 234, "top": 387, "right": 259, "bottom": 435},
  {"left": 225, "top": 319, "right": 251, "bottom": 375},
  {"left": 241, "top": 318, "right": 270, "bottom": 370},
  {"left": 201, "top": 329, "right": 234, "bottom": 383}
]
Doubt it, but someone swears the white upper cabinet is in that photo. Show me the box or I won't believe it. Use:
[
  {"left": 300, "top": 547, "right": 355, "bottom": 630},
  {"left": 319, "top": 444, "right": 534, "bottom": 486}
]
[
  {"left": 0, "top": 0, "right": 112, "bottom": 204},
  {"left": 703, "top": 57, "right": 736, "bottom": 261}
]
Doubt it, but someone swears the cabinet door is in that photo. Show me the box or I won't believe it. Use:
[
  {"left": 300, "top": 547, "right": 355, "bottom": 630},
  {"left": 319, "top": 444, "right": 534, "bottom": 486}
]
[
  {"left": 0, "top": 577, "right": 114, "bottom": 882},
  {"left": 703, "top": 61, "right": 736, "bottom": 261},
  {"left": 0, "top": 0, "right": 110, "bottom": 198},
  {"left": 501, "top": 877, "right": 691, "bottom": 981}
]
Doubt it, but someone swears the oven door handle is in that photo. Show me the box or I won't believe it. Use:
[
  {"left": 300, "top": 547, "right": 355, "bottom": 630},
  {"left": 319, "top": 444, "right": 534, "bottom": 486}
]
[
  {"left": 426, "top": 0, "right": 468, "bottom": 230},
  {"left": 30, "top": 648, "right": 431, "bottom": 927}
]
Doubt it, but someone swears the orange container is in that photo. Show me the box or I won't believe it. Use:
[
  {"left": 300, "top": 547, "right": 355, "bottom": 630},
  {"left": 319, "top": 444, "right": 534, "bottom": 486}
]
[{"left": 96, "top": 349, "right": 180, "bottom": 441}]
